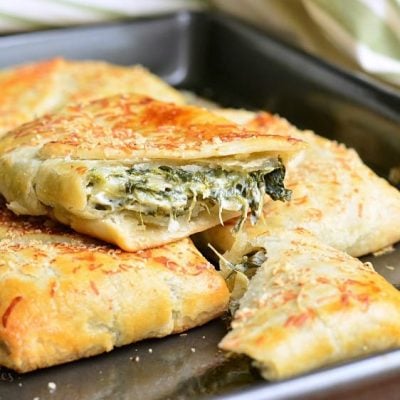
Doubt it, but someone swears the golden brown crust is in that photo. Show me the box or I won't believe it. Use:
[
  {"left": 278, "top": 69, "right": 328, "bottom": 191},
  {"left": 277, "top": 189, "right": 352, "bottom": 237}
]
[
  {"left": 62, "top": 60, "right": 185, "bottom": 106},
  {"left": 202, "top": 110, "right": 400, "bottom": 257},
  {"left": 0, "top": 207, "right": 229, "bottom": 372},
  {"left": 0, "top": 58, "right": 65, "bottom": 135},
  {"left": 0, "top": 94, "right": 303, "bottom": 160},
  {"left": 219, "top": 228, "right": 400, "bottom": 380},
  {"left": 0, "top": 58, "right": 185, "bottom": 136}
]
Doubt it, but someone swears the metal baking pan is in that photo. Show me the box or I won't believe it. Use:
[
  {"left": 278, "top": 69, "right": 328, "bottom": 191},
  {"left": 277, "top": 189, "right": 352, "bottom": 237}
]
[{"left": 0, "top": 11, "right": 399, "bottom": 400}]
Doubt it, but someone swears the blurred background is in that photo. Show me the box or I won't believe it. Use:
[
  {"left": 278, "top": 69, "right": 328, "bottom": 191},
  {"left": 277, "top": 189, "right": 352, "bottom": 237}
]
[{"left": 1, "top": 0, "right": 400, "bottom": 88}]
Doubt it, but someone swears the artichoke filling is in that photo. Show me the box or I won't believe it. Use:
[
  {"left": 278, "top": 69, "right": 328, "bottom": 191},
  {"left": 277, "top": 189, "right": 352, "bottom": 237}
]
[
  {"left": 211, "top": 246, "right": 268, "bottom": 313},
  {"left": 86, "top": 159, "right": 290, "bottom": 230},
  {"left": 225, "top": 249, "right": 268, "bottom": 279}
]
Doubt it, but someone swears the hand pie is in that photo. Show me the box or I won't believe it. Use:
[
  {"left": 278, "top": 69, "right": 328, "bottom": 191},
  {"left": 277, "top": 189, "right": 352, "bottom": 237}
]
[
  {"left": 0, "top": 207, "right": 229, "bottom": 373},
  {"left": 0, "top": 95, "right": 302, "bottom": 251},
  {"left": 219, "top": 228, "right": 400, "bottom": 380},
  {"left": 199, "top": 110, "right": 400, "bottom": 257},
  {"left": 0, "top": 58, "right": 184, "bottom": 136}
]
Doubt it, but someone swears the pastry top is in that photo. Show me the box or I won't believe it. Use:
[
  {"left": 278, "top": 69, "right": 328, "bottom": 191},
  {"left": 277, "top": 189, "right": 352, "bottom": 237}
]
[
  {"left": 0, "top": 94, "right": 303, "bottom": 161},
  {"left": 0, "top": 58, "right": 184, "bottom": 136},
  {"left": 0, "top": 58, "right": 64, "bottom": 135},
  {"left": 61, "top": 59, "right": 184, "bottom": 106}
]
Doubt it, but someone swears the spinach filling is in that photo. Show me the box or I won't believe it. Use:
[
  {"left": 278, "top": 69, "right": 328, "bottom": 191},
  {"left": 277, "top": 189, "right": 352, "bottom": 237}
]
[{"left": 86, "top": 160, "right": 290, "bottom": 230}]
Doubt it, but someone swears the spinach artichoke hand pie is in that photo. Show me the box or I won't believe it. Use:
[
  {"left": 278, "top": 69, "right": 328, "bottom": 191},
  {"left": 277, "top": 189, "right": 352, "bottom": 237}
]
[
  {"left": 198, "top": 110, "right": 400, "bottom": 257},
  {"left": 0, "top": 206, "right": 229, "bottom": 373},
  {"left": 0, "top": 58, "right": 184, "bottom": 136},
  {"left": 219, "top": 228, "right": 400, "bottom": 380},
  {"left": 0, "top": 94, "right": 303, "bottom": 251}
]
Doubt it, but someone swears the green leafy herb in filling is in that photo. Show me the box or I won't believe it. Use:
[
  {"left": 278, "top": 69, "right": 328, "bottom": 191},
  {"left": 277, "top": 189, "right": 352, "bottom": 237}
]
[
  {"left": 227, "top": 249, "right": 267, "bottom": 279},
  {"left": 86, "top": 160, "right": 290, "bottom": 230},
  {"left": 210, "top": 245, "right": 267, "bottom": 314},
  {"left": 213, "top": 247, "right": 267, "bottom": 282}
]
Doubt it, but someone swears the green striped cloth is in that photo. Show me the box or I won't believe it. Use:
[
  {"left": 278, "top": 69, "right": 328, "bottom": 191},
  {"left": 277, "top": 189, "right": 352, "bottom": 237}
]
[
  {"left": 304, "top": 0, "right": 400, "bottom": 85},
  {"left": 214, "top": 0, "right": 400, "bottom": 87},
  {"left": 1, "top": 0, "right": 400, "bottom": 86}
]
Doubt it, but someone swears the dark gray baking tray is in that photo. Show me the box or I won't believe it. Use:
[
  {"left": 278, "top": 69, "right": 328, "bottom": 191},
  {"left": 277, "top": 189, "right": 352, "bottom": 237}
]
[{"left": 0, "top": 11, "right": 399, "bottom": 400}]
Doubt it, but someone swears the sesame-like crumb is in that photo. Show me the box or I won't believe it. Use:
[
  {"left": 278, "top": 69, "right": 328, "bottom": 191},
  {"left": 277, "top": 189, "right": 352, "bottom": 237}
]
[
  {"left": 191, "top": 348, "right": 196, "bottom": 353},
  {"left": 373, "top": 245, "right": 395, "bottom": 257},
  {"left": 48, "top": 382, "right": 56, "bottom": 392},
  {"left": 179, "top": 333, "right": 187, "bottom": 337},
  {"left": 135, "top": 356, "right": 140, "bottom": 362},
  {"left": 148, "top": 348, "right": 153, "bottom": 353}
]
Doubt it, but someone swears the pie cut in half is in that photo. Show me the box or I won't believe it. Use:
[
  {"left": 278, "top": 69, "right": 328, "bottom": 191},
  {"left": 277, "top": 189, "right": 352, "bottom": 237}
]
[
  {"left": 198, "top": 110, "right": 400, "bottom": 257},
  {"left": 219, "top": 228, "right": 400, "bottom": 380},
  {"left": 0, "top": 95, "right": 303, "bottom": 251},
  {"left": 0, "top": 206, "right": 229, "bottom": 373}
]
